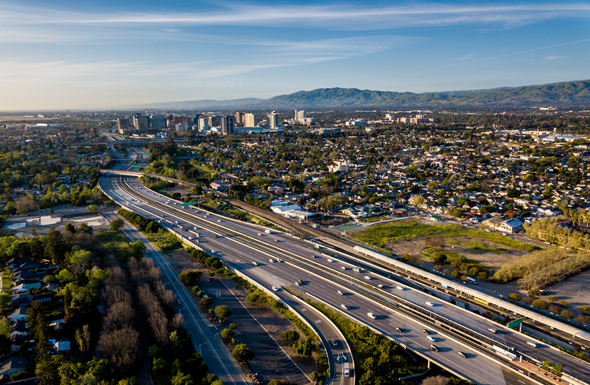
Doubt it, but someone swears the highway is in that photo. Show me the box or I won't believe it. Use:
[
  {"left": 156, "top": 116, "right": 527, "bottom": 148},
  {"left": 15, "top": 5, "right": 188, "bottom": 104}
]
[
  {"left": 119, "top": 175, "right": 590, "bottom": 384},
  {"left": 100, "top": 175, "right": 551, "bottom": 385},
  {"left": 101, "top": 213, "right": 249, "bottom": 385}
]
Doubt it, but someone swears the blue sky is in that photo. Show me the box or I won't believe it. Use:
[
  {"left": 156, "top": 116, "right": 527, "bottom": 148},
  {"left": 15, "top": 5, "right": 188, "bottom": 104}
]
[{"left": 1, "top": 0, "right": 589, "bottom": 110}]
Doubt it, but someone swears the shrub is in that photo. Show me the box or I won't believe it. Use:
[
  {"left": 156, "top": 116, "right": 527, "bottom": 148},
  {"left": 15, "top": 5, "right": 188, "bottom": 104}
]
[
  {"left": 281, "top": 330, "right": 300, "bottom": 343},
  {"left": 576, "top": 315, "right": 589, "bottom": 324},
  {"left": 229, "top": 323, "right": 237, "bottom": 330},
  {"left": 178, "top": 269, "right": 202, "bottom": 285},
  {"left": 468, "top": 267, "right": 479, "bottom": 276},
  {"left": 560, "top": 311, "right": 574, "bottom": 319},
  {"left": 548, "top": 296, "right": 559, "bottom": 302},
  {"left": 192, "top": 286, "right": 200, "bottom": 293},
  {"left": 559, "top": 300, "right": 568, "bottom": 307},
  {"left": 433, "top": 265, "right": 442, "bottom": 271},
  {"left": 522, "top": 297, "right": 534, "bottom": 305},
  {"left": 580, "top": 305, "right": 590, "bottom": 312},
  {"left": 245, "top": 293, "right": 260, "bottom": 303},
  {"left": 432, "top": 251, "right": 447, "bottom": 263},
  {"left": 478, "top": 271, "right": 488, "bottom": 280},
  {"left": 200, "top": 297, "right": 212, "bottom": 309},
  {"left": 528, "top": 289, "right": 540, "bottom": 297},
  {"left": 214, "top": 305, "right": 231, "bottom": 319},
  {"left": 293, "top": 337, "right": 315, "bottom": 358},
  {"left": 451, "top": 270, "right": 459, "bottom": 278},
  {"left": 231, "top": 344, "right": 255, "bottom": 362},
  {"left": 460, "top": 263, "right": 470, "bottom": 272},
  {"left": 220, "top": 328, "right": 235, "bottom": 343},
  {"left": 110, "top": 219, "right": 124, "bottom": 231},
  {"left": 508, "top": 293, "right": 521, "bottom": 301},
  {"left": 548, "top": 306, "right": 560, "bottom": 314},
  {"left": 531, "top": 299, "right": 548, "bottom": 309}
]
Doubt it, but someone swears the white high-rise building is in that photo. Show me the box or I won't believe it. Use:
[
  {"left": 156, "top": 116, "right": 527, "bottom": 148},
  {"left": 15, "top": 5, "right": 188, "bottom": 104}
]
[
  {"left": 268, "top": 111, "right": 279, "bottom": 129},
  {"left": 295, "top": 110, "right": 306, "bottom": 123},
  {"left": 198, "top": 117, "right": 209, "bottom": 131},
  {"left": 244, "top": 113, "right": 257, "bottom": 127}
]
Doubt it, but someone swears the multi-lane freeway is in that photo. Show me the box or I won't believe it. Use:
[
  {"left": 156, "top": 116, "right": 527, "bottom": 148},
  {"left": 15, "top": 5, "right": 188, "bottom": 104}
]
[{"left": 100, "top": 175, "right": 590, "bottom": 385}]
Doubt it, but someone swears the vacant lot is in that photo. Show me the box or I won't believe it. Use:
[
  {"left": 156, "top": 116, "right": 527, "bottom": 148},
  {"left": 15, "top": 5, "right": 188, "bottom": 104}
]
[{"left": 350, "top": 218, "right": 463, "bottom": 245}]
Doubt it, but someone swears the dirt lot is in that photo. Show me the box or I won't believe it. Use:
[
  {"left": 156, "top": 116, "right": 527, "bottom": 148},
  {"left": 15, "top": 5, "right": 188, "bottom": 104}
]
[
  {"left": 390, "top": 235, "right": 527, "bottom": 270},
  {"left": 166, "top": 249, "right": 314, "bottom": 384}
]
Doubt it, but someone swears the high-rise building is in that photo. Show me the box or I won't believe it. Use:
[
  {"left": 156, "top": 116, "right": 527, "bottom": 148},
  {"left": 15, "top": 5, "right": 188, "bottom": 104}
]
[
  {"left": 210, "top": 115, "right": 221, "bottom": 127},
  {"left": 117, "top": 118, "right": 130, "bottom": 131},
  {"left": 133, "top": 115, "right": 148, "bottom": 132},
  {"left": 244, "top": 113, "right": 257, "bottom": 127},
  {"left": 295, "top": 110, "right": 306, "bottom": 122},
  {"left": 150, "top": 115, "right": 166, "bottom": 129},
  {"left": 235, "top": 112, "right": 244, "bottom": 126},
  {"left": 221, "top": 115, "right": 235, "bottom": 135},
  {"left": 268, "top": 111, "right": 279, "bottom": 129},
  {"left": 198, "top": 117, "right": 209, "bottom": 131}
]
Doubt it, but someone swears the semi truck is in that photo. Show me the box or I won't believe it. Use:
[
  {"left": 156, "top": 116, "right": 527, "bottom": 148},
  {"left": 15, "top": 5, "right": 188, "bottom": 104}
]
[{"left": 343, "top": 362, "right": 350, "bottom": 377}]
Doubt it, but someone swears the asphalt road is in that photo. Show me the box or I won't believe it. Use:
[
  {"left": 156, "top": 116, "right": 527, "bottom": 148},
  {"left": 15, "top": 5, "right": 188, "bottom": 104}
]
[
  {"left": 102, "top": 212, "right": 249, "bottom": 385},
  {"left": 100, "top": 176, "right": 549, "bottom": 385},
  {"left": 120, "top": 176, "right": 590, "bottom": 384}
]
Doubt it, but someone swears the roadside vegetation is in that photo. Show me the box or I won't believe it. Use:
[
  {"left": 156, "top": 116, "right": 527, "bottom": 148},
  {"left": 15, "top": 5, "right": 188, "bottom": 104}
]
[
  {"left": 117, "top": 208, "right": 182, "bottom": 251},
  {"left": 438, "top": 229, "right": 540, "bottom": 252}
]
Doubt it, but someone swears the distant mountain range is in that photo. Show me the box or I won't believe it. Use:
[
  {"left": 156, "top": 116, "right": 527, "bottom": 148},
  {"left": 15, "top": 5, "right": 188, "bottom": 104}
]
[{"left": 135, "top": 79, "right": 590, "bottom": 110}]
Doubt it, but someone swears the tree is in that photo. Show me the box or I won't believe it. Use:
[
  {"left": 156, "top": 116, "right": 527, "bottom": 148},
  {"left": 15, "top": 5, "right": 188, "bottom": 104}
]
[
  {"left": 231, "top": 344, "right": 255, "bottom": 362},
  {"left": 220, "top": 328, "right": 235, "bottom": 343},
  {"left": 293, "top": 337, "right": 315, "bottom": 358},
  {"left": 171, "top": 371, "right": 194, "bottom": 385},
  {"left": 281, "top": 330, "right": 300, "bottom": 343},
  {"left": 214, "top": 305, "right": 231, "bottom": 320},
  {"left": 45, "top": 228, "right": 66, "bottom": 264},
  {"left": 78, "top": 223, "right": 93, "bottom": 235},
  {"left": 508, "top": 293, "right": 521, "bottom": 301},
  {"left": 200, "top": 297, "right": 212, "bottom": 309},
  {"left": 131, "top": 240, "right": 146, "bottom": 258},
  {"left": 178, "top": 270, "right": 202, "bottom": 285},
  {"left": 65, "top": 222, "right": 77, "bottom": 234},
  {"left": 560, "top": 310, "right": 574, "bottom": 319},
  {"left": 87, "top": 205, "right": 99, "bottom": 213},
  {"left": 110, "top": 219, "right": 124, "bottom": 231},
  {"left": 531, "top": 299, "right": 548, "bottom": 309}
]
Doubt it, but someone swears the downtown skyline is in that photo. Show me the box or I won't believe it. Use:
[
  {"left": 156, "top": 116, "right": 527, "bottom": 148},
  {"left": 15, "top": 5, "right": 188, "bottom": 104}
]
[{"left": 1, "top": 0, "right": 590, "bottom": 110}]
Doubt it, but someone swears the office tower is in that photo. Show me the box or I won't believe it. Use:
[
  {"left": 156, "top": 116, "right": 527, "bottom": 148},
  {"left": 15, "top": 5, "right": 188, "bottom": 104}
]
[
  {"left": 198, "top": 117, "right": 209, "bottom": 131},
  {"left": 221, "top": 115, "right": 235, "bottom": 135},
  {"left": 210, "top": 115, "right": 221, "bottom": 127},
  {"left": 268, "top": 111, "right": 279, "bottom": 129},
  {"left": 150, "top": 115, "right": 166, "bottom": 129},
  {"left": 235, "top": 112, "right": 244, "bottom": 126},
  {"left": 244, "top": 113, "right": 257, "bottom": 127},
  {"left": 133, "top": 116, "right": 148, "bottom": 132},
  {"left": 117, "top": 118, "right": 130, "bottom": 131},
  {"left": 295, "top": 110, "right": 306, "bottom": 122}
]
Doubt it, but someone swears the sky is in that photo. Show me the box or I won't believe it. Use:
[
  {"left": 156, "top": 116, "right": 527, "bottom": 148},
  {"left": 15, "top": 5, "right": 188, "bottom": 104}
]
[{"left": 1, "top": 0, "right": 590, "bottom": 110}]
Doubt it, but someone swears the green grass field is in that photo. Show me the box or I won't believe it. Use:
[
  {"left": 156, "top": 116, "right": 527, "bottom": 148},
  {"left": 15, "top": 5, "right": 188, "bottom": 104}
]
[
  {"left": 353, "top": 219, "right": 463, "bottom": 244},
  {"left": 439, "top": 229, "right": 541, "bottom": 252}
]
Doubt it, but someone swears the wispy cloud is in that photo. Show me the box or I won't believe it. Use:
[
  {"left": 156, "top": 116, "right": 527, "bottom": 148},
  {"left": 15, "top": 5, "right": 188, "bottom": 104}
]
[
  {"left": 455, "top": 53, "right": 474, "bottom": 61},
  {"left": 1, "top": 2, "right": 588, "bottom": 31},
  {"left": 546, "top": 55, "right": 566, "bottom": 60}
]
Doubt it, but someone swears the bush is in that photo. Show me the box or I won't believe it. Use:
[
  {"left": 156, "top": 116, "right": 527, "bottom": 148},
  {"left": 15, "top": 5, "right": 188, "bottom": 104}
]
[
  {"left": 220, "top": 328, "right": 235, "bottom": 343},
  {"left": 200, "top": 297, "right": 212, "bottom": 309},
  {"left": 559, "top": 300, "right": 568, "bottom": 307},
  {"left": 229, "top": 323, "right": 237, "bottom": 330},
  {"left": 576, "top": 315, "right": 589, "bottom": 324},
  {"left": 508, "top": 293, "right": 521, "bottom": 301},
  {"left": 468, "top": 267, "right": 479, "bottom": 276},
  {"left": 580, "top": 305, "right": 590, "bottom": 312},
  {"left": 293, "top": 337, "right": 315, "bottom": 358},
  {"left": 231, "top": 344, "right": 255, "bottom": 362},
  {"left": 179, "top": 269, "right": 202, "bottom": 285},
  {"left": 281, "top": 330, "right": 300, "bottom": 343},
  {"left": 245, "top": 293, "right": 260, "bottom": 303},
  {"left": 432, "top": 251, "right": 447, "bottom": 263},
  {"left": 531, "top": 299, "right": 548, "bottom": 309},
  {"left": 522, "top": 297, "right": 534, "bottom": 305},
  {"left": 561, "top": 310, "right": 574, "bottom": 319},
  {"left": 192, "top": 286, "right": 200, "bottom": 293},
  {"left": 528, "top": 289, "right": 540, "bottom": 297},
  {"left": 110, "top": 219, "right": 124, "bottom": 231},
  {"left": 214, "top": 305, "right": 231, "bottom": 319},
  {"left": 548, "top": 296, "right": 559, "bottom": 302},
  {"left": 478, "top": 271, "right": 488, "bottom": 280},
  {"left": 548, "top": 306, "right": 560, "bottom": 314},
  {"left": 451, "top": 271, "right": 460, "bottom": 278}
]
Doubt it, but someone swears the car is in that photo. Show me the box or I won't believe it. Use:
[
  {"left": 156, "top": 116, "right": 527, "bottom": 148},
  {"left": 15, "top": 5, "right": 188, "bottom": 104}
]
[
  {"left": 218, "top": 219, "right": 222, "bottom": 223},
  {"left": 488, "top": 328, "right": 497, "bottom": 334},
  {"left": 272, "top": 286, "right": 280, "bottom": 291},
  {"left": 341, "top": 266, "right": 347, "bottom": 270},
  {"left": 422, "top": 329, "right": 429, "bottom": 334},
  {"left": 177, "top": 300, "right": 182, "bottom": 305},
  {"left": 258, "top": 233, "right": 262, "bottom": 236},
  {"left": 297, "top": 279, "right": 303, "bottom": 284},
  {"left": 269, "top": 259, "right": 275, "bottom": 263},
  {"left": 364, "top": 276, "right": 372, "bottom": 280},
  {"left": 458, "top": 351, "right": 466, "bottom": 358},
  {"left": 252, "top": 261, "right": 258, "bottom": 266},
  {"left": 175, "top": 220, "right": 179, "bottom": 224},
  {"left": 188, "top": 236, "right": 193, "bottom": 240},
  {"left": 338, "top": 290, "right": 344, "bottom": 295},
  {"left": 341, "top": 304, "right": 349, "bottom": 310},
  {"left": 426, "top": 301, "right": 434, "bottom": 306},
  {"left": 527, "top": 341, "right": 537, "bottom": 348},
  {"left": 430, "top": 345, "right": 439, "bottom": 352},
  {"left": 328, "top": 259, "right": 333, "bottom": 262},
  {"left": 427, "top": 336, "right": 436, "bottom": 342},
  {"left": 378, "top": 284, "right": 384, "bottom": 288},
  {"left": 311, "top": 254, "right": 317, "bottom": 258},
  {"left": 396, "top": 286, "right": 404, "bottom": 290},
  {"left": 395, "top": 327, "right": 403, "bottom": 333},
  {"left": 194, "top": 226, "right": 198, "bottom": 230},
  {"left": 341, "top": 353, "right": 347, "bottom": 361},
  {"left": 331, "top": 338, "right": 338, "bottom": 347},
  {"left": 295, "top": 281, "right": 300, "bottom": 286},
  {"left": 367, "top": 312, "right": 376, "bottom": 319}
]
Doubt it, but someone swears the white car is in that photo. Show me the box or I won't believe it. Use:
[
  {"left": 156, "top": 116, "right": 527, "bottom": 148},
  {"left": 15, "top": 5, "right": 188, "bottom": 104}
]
[
  {"left": 527, "top": 341, "right": 537, "bottom": 348},
  {"left": 396, "top": 286, "right": 404, "bottom": 290},
  {"left": 252, "top": 261, "right": 258, "bottom": 266},
  {"left": 364, "top": 276, "right": 372, "bottom": 280},
  {"left": 338, "top": 290, "right": 344, "bottom": 296},
  {"left": 328, "top": 259, "right": 333, "bottom": 262},
  {"left": 377, "top": 284, "right": 384, "bottom": 288},
  {"left": 188, "top": 236, "right": 193, "bottom": 240},
  {"left": 427, "top": 336, "right": 436, "bottom": 342},
  {"left": 194, "top": 226, "right": 198, "bottom": 230},
  {"left": 272, "top": 286, "right": 280, "bottom": 292},
  {"left": 426, "top": 301, "right": 434, "bottom": 306},
  {"left": 269, "top": 259, "right": 275, "bottom": 263},
  {"left": 341, "top": 304, "right": 349, "bottom": 310},
  {"left": 367, "top": 312, "right": 377, "bottom": 320}
]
